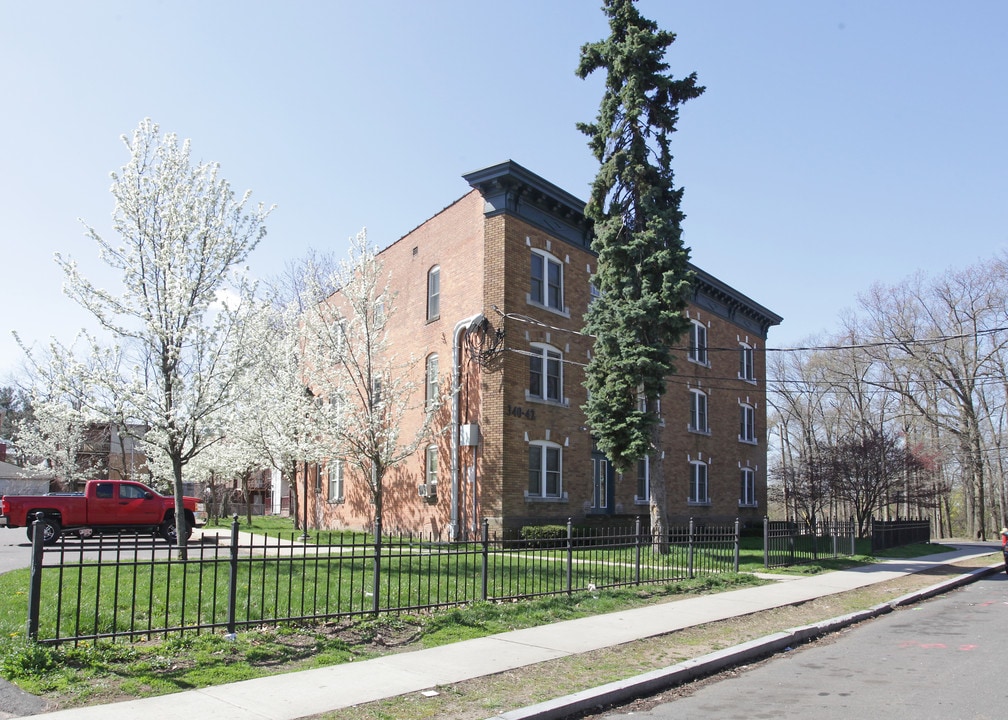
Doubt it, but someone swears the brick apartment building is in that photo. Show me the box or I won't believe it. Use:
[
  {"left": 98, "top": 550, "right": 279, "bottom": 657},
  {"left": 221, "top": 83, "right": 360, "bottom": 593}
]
[{"left": 302, "top": 161, "right": 781, "bottom": 539}]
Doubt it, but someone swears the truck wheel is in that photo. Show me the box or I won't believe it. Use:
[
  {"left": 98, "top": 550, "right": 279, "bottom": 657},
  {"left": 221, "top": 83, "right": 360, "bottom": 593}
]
[
  {"left": 26, "top": 518, "right": 62, "bottom": 545},
  {"left": 159, "top": 515, "right": 192, "bottom": 544}
]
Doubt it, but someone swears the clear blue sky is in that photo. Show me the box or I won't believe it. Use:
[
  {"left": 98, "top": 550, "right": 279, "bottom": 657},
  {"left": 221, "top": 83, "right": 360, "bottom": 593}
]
[{"left": 2, "top": 0, "right": 1006, "bottom": 382}]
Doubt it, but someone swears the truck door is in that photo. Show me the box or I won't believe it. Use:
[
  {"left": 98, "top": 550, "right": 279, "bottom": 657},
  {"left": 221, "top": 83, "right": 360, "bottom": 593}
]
[
  {"left": 116, "top": 483, "right": 164, "bottom": 525},
  {"left": 89, "top": 482, "right": 119, "bottom": 525}
]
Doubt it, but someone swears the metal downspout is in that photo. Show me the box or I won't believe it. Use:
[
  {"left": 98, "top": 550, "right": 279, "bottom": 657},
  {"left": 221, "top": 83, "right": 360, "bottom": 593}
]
[{"left": 451, "top": 313, "right": 484, "bottom": 541}]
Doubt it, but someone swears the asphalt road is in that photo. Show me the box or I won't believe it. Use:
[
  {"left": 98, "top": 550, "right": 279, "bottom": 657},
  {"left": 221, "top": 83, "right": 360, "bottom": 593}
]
[{"left": 594, "top": 573, "right": 1008, "bottom": 719}]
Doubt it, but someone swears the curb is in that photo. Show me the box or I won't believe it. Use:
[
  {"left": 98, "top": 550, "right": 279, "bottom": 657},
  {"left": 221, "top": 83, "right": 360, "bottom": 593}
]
[{"left": 489, "top": 561, "right": 1004, "bottom": 720}]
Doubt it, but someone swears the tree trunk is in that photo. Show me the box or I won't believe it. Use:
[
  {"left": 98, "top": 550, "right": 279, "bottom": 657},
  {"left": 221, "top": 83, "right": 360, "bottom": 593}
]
[
  {"left": 172, "top": 453, "right": 188, "bottom": 561},
  {"left": 648, "top": 425, "right": 669, "bottom": 554}
]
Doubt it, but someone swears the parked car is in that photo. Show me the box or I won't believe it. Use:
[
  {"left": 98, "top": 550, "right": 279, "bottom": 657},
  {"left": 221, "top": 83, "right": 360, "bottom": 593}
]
[{"left": 0, "top": 479, "right": 208, "bottom": 544}]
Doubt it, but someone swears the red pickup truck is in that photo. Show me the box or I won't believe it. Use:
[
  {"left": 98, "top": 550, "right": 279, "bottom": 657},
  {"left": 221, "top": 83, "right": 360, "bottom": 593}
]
[{"left": 0, "top": 479, "right": 208, "bottom": 545}]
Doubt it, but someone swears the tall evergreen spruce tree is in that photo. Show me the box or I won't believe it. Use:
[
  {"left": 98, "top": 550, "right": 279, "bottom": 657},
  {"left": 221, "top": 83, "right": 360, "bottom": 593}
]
[{"left": 578, "top": 0, "right": 704, "bottom": 549}]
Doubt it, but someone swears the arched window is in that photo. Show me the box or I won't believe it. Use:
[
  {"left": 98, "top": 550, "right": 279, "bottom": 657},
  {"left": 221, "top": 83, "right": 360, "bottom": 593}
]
[
  {"left": 527, "top": 441, "right": 562, "bottom": 499},
  {"left": 425, "top": 353, "right": 439, "bottom": 409},
  {"left": 528, "top": 343, "right": 562, "bottom": 403},
  {"left": 689, "top": 460, "right": 709, "bottom": 504},
  {"left": 427, "top": 265, "right": 440, "bottom": 322}
]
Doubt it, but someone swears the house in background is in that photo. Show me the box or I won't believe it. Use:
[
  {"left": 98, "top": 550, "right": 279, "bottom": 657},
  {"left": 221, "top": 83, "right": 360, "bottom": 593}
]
[
  {"left": 0, "top": 441, "right": 53, "bottom": 496},
  {"left": 76, "top": 422, "right": 150, "bottom": 485},
  {"left": 302, "top": 161, "right": 781, "bottom": 539}
]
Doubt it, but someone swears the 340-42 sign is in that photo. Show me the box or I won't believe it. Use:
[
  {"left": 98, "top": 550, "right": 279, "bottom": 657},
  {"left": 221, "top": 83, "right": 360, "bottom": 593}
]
[{"left": 508, "top": 405, "right": 535, "bottom": 421}]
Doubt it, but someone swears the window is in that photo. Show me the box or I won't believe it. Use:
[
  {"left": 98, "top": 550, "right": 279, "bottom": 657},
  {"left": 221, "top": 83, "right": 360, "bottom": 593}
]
[
  {"left": 739, "top": 343, "right": 755, "bottom": 382},
  {"left": 589, "top": 281, "right": 601, "bottom": 306},
  {"left": 425, "top": 445, "right": 438, "bottom": 486},
  {"left": 636, "top": 456, "right": 650, "bottom": 503},
  {"left": 427, "top": 266, "right": 440, "bottom": 321},
  {"left": 688, "top": 320, "right": 708, "bottom": 365},
  {"left": 328, "top": 461, "right": 344, "bottom": 503},
  {"left": 425, "top": 354, "right": 439, "bottom": 409},
  {"left": 740, "top": 403, "right": 756, "bottom": 444},
  {"left": 530, "top": 250, "right": 563, "bottom": 312},
  {"left": 740, "top": 467, "right": 756, "bottom": 507},
  {"left": 95, "top": 483, "right": 113, "bottom": 499},
  {"left": 689, "top": 388, "right": 708, "bottom": 434},
  {"left": 592, "top": 455, "right": 608, "bottom": 510},
  {"left": 528, "top": 442, "right": 562, "bottom": 499},
  {"left": 120, "top": 484, "right": 147, "bottom": 500},
  {"left": 372, "top": 377, "right": 383, "bottom": 408},
  {"left": 689, "top": 461, "right": 709, "bottom": 504},
  {"left": 528, "top": 344, "right": 563, "bottom": 403}
]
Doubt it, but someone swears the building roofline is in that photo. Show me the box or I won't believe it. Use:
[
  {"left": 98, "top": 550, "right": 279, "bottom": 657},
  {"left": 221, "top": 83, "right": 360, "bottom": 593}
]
[{"left": 463, "top": 160, "right": 783, "bottom": 336}]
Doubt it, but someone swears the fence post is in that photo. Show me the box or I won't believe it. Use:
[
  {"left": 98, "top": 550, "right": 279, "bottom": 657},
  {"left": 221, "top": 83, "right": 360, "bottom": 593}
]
[
  {"left": 734, "top": 518, "right": 740, "bottom": 573},
  {"left": 688, "top": 517, "right": 695, "bottom": 579},
  {"left": 850, "top": 516, "right": 856, "bottom": 556},
  {"left": 565, "top": 518, "right": 573, "bottom": 597},
  {"left": 226, "top": 514, "right": 239, "bottom": 638},
  {"left": 25, "top": 512, "right": 45, "bottom": 641},
  {"left": 763, "top": 515, "right": 769, "bottom": 568},
  {"left": 372, "top": 516, "right": 382, "bottom": 616},
  {"left": 481, "top": 518, "right": 489, "bottom": 602},
  {"left": 634, "top": 517, "right": 642, "bottom": 586}
]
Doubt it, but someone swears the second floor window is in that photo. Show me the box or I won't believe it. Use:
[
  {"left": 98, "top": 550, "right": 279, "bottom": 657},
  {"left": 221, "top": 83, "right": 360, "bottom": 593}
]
[
  {"left": 689, "top": 320, "right": 708, "bottom": 366},
  {"left": 529, "top": 344, "right": 562, "bottom": 403},
  {"left": 427, "top": 266, "right": 440, "bottom": 321},
  {"left": 530, "top": 250, "right": 563, "bottom": 312},
  {"left": 689, "top": 388, "right": 708, "bottom": 434}
]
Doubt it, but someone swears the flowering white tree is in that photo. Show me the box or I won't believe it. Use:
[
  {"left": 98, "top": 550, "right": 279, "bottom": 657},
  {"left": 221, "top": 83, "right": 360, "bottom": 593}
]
[
  {"left": 14, "top": 396, "right": 92, "bottom": 487},
  {"left": 299, "top": 230, "right": 439, "bottom": 529},
  {"left": 50, "top": 119, "right": 273, "bottom": 556}
]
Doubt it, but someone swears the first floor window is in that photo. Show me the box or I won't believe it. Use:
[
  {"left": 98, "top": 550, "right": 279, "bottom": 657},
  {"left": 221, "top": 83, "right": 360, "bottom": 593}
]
[
  {"left": 328, "top": 460, "right": 344, "bottom": 503},
  {"left": 425, "top": 445, "right": 438, "bottom": 486},
  {"left": 636, "top": 456, "right": 650, "bottom": 502},
  {"left": 740, "top": 403, "right": 756, "bottom": 444},
  {"left": 528, "top": 442, "right": 562, "bottom": 498},
  {"left": 740, "top": 468, "right": 756, "bottom": 507},
  {"left": 689, "top": 461, "right": 709, "bottom": 504}
]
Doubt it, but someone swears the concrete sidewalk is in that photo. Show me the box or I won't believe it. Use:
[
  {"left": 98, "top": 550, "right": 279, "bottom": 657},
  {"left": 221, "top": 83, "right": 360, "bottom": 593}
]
[{"left": 20, "top": 543, "right": 1003, "bottom": 720}]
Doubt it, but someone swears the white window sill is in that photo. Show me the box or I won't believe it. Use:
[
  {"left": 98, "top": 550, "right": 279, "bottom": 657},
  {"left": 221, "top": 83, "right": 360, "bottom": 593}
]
[
  {"left": 524, "top": 492, "right": 569, "bottom": 504},
  {"left": 525, "top": 393, "right": 570, "bottom": 408},
  {"left": 525, "top": 295, "right": 570, "bottom": 319}
]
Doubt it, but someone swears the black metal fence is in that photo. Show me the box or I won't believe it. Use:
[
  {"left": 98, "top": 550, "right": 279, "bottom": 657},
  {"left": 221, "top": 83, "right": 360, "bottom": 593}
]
[
  {"left": 871, "top": 518, "right": 930, "bottom": 554},
  {"left": 763, "top": 517, "right": 857, "bottom": 568},
  {"left": 26, "top": 516, "right": 740, "bottom": 646}
]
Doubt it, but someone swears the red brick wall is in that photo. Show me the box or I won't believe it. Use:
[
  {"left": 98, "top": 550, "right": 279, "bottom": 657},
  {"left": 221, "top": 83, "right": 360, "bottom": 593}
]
[{"left": 305, "top": 186, "right": 772, "bottom": 537}]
